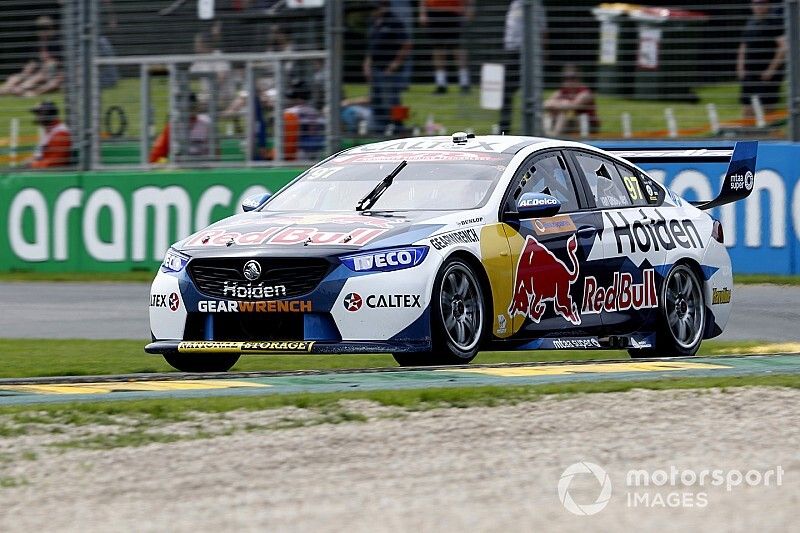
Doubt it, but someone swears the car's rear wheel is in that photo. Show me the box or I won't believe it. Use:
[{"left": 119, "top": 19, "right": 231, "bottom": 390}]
[
  {"left": 164, "top": 354, "right": 240, "bottom": 373},
  {"left": 393, "top": 258, "right": 486, "bottom": 367},
  {"left": 629, "top": 263, "right": 705, "bottom": 359}
]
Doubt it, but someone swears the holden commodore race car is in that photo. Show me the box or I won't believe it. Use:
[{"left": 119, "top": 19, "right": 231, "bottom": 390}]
[{"left": 146, "top": 133, "right": 757, "bottom": 372}]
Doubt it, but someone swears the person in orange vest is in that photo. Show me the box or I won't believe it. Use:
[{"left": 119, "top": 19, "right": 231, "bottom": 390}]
[
  {"left": 419, "top": 0, "right": 474, "bottom": 94},
  {"left": 149, "top": 93, "right": 212, "bottom": 163},
  {"left": 25, "top": 101, "right": 72, "bottom": 169}
]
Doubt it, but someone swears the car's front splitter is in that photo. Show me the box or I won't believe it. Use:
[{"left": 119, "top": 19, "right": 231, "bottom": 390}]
[{"left": 144, "top": 339, "right": 432, "bottom": 356}]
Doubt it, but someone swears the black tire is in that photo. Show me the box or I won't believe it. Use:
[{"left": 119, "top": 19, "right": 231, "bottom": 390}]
[
  {"left": 629, "top": 263, "right": 705, "bottom": 359},
  {"left": 393, "top": 258, "right": 487, "bottom": 367},
  {"left": 164, "top": 354, "right": 240, "bottom": 373}
]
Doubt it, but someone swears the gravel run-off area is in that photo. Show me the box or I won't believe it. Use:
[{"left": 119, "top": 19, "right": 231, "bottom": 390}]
[{"left": 0, "top": 387, "right": 798, "bottom": 532}]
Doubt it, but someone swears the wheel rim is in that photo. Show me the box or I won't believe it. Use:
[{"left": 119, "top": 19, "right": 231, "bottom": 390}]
[
  {"left": 665, "top": 265, "right": 704, "bottom": 350},
  {"left": 439, "top": 263, "right": 483, "bottom": 352}
]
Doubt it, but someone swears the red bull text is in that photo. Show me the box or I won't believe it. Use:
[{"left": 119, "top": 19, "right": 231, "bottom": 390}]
[{"left": 582, "top": 269, "right": 658, "bottom": 314}]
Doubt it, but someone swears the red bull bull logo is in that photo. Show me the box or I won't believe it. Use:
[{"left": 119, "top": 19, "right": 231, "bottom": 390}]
[{"left": 508, "top": 234, "right": 581, "bottom": 325}]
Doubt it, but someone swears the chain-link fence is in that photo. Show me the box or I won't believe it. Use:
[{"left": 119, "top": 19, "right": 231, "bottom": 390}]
[{"left": 0, "top": 0, "right": 795, "bottom": 171}]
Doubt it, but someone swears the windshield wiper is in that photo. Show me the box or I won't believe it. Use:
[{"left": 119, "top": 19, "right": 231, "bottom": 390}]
[{"left": 355, "top": 160, "right": 408, "bottom": 212}]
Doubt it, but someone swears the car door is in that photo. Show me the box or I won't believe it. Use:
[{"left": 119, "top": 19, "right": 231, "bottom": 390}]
[
  {"left": 499, "top": 150, "right": 606, "bottom": 340},
  {"left": 570, "top": 150, "right": 665, "bottom": 335}
]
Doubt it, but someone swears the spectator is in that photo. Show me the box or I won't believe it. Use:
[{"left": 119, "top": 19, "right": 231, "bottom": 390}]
[
  {"left": 25, "top": 101, "right": 72, "bottom": 169},
  {"left": 420, "top": 0, "right": 474, "bottom": 94},
  {"left": 543, "top": 64, "right": 600, "bottom": 137},
  {"left": 149, "top": 94, "right": 212, "bottom": 163},
  {"left": 737, "top": 0, "right": 786, "bottom": 119},
  {"left": 390, "top": 0, "right": 414, "bottom": 91},
  {"left": 500, "top": 0, "right": 547, "bottom": 134},
  {"left": 285, "top": 80, "right": 326, "bottom": 160},
  {"left": 190, "top": 31, "right": 232, "bottom": 106},
  {"left": 0, "top": 16, "right": 63, "bottom": 97},
  {"left": 363, "top": 0, "right": 412, "bottom": 134}
]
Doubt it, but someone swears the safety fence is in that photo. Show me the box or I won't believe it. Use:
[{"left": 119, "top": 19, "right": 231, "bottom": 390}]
[{"left": 0, "top": 1, "right": 799, "bottom": 172}]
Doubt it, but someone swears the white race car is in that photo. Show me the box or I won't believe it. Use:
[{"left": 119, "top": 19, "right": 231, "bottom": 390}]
[{"left": 147, "top": 134, "right": 756, "bottom": 371}]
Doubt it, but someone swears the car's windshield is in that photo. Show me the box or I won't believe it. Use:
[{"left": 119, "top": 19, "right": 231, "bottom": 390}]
[{"left": 263, "top": 150, "right": 513, "bottom": 212}]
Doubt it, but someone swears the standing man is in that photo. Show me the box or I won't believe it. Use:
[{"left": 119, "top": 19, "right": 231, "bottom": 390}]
[
  {"left": 500, "top": 0, "right": 547, "bottom": 134},
  {"left": 420, "top": 0, "right": 474, "bottom": 94},
  {"left": 26, "top": 101, "right": 72, "bottom": 169},
  {"left": 737, "top": 0, "right": 786, "bottom": 119},
  {"left": 363, "top": 0, "right": 412, "bottom": 134}
]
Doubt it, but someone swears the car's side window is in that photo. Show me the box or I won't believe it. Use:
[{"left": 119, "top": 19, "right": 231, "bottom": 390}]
[
  {"left": 575, "top": 153, "right": 632, "bottom": 209},
  {"left": 508, "top": 153, "right": 580, "bottom": 213},
  {"left": 614, "top": 163, "right": 651, "bottom": 207}
]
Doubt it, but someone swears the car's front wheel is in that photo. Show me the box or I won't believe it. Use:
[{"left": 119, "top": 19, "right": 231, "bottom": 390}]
[
  {"left": 393, "top": 258, "right": 486, "bottom": 367},
  {"left": 629, "top": 263, "right": 705, "bottom": 359},
  {"left": 164, "top": 354, "right": 240, "bottom": 373}
]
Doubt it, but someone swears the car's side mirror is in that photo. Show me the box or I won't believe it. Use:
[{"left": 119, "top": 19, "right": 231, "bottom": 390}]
[
  {"left": 513, "top": 192, "right": 562, "bottom": 220},
  {"left": 241, "top": 193, "right": 271, "bottom": 212}
]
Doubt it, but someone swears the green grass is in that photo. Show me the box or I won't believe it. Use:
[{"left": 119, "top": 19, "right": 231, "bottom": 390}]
[
  {"left": 0, "top": 338, "right": 789, "bottom": 380},
  {"left": 346, "top": 82, "right": 748, "bottom": 136},
  {"left": 0, "top": 373, "right": 798, "bottom": 422},
  {"left": 734, "top": 274, "right": 800, "bottom": 286}
]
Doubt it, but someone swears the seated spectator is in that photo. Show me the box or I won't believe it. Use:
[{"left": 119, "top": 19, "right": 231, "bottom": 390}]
[
  {"left": 25, "top": 101, "right": 72, "bottom": 169},
  {"left": 149, "top": 94, "right": 212, "bottom": 163},
  {"left": 0, "top": 16, "right": 63, "bottom": 97},
  {"left": 543, "top": 64, "right": 600, "bottom": 137}
]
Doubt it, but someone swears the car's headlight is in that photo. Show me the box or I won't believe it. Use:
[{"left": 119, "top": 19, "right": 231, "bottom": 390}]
[
  {"left": 161, "top": 248, "right": 189, "bottom": 273},
  {"left": 340, "top": 246, "right": 429, "bottom": 273}
]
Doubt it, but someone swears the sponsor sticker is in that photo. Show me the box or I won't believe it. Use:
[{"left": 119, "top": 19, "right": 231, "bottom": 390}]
[
  {"left": 582, "top": 269, "right": 658, "bottom": 314},
  {"left": 429, "top": 228, "right": 480, "bottom": 250},
  {"left": 496, "top": 314, "right": 508, "bottom": 335},
  {"left": 198, "top": 300, "right": 312, "bottom": 313},
  {"left": 150, "top": 292, "right": 180, "bottom": 312},
  {"left": 343, "top": 293, "right": 421, "bottom": 312},
  {"left": 519, "top": 196, "right": 559, "bottom": 208},
  {"left": 178, "top": 341, "right": 315, "bottom": 353},
  {"left": 550, "top": 338, "right": 602, "bottom": 349},
  {"left": 457, "top": 217, "right": 484, "bottom": 227},
  {"left": 533, "top": 215, "right": 578, "bottom": 236},
  {"left": 186, "top": 226, "right": 388, "bottom": 248},
  {"left": 712, "top": 287, "right": 732, "bottom": 305},
  {"left": 605, "top": 209, "right": 702, "bottom": 255},
  {"left": 341, "top": 246, "right": 428, "bottom": 273},
  {"left": 222, "top": 281, "right": 287, "bottom": 299},
  {"left": 730, "top": 171, "right": 754, "bottom": 192},
  {"left": 508, "top": 234, "right": 581, "bottom": 325},
  {"left": 343, "top": 293, "right": 363, "bottom": 312}
]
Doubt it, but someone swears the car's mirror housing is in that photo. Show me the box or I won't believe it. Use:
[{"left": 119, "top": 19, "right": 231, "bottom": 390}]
[
  {"left": 514, "top": 192, "right": 561, "bottom": 219},
  {"left": 241, "top": 193, "right": 271, "bottom": 212}
]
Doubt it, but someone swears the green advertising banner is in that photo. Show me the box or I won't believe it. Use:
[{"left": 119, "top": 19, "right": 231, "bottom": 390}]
[{"left": 0, "top": 168, "right": 304, "bottom": 272}]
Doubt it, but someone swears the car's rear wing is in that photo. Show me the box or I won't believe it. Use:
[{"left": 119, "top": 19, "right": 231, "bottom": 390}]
[{"left": 606, "top": 141, "right": 758, "bottom": 210}]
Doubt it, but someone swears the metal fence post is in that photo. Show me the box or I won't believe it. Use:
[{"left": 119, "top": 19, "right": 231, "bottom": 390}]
[
  {"left": 61, "top": 0, "right": 79, "bottom": 158},
  {"left": 77, "top": 0, "right": 97, "bottom": 170},
  {"left": 326, "top": 0, "right": 343, "bottom": 154},
  {"left": 521, "top": 0, "right": 544, "bottom": 136},
  {"left": 787, "top": 0, "right": 800, "bottom": 142}
]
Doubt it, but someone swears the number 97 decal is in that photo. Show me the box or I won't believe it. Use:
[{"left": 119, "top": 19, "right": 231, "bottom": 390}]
[{"left": 623, "top": 175, "right": 643, "bottom": 201}]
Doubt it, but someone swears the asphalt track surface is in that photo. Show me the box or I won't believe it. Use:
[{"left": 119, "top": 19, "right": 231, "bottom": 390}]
[
  {"left": 0, "top": 353, "right": 798, "bottom": 406},
  {"left": 0, "top": 281, "right": 798, "bottom": 341}
]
